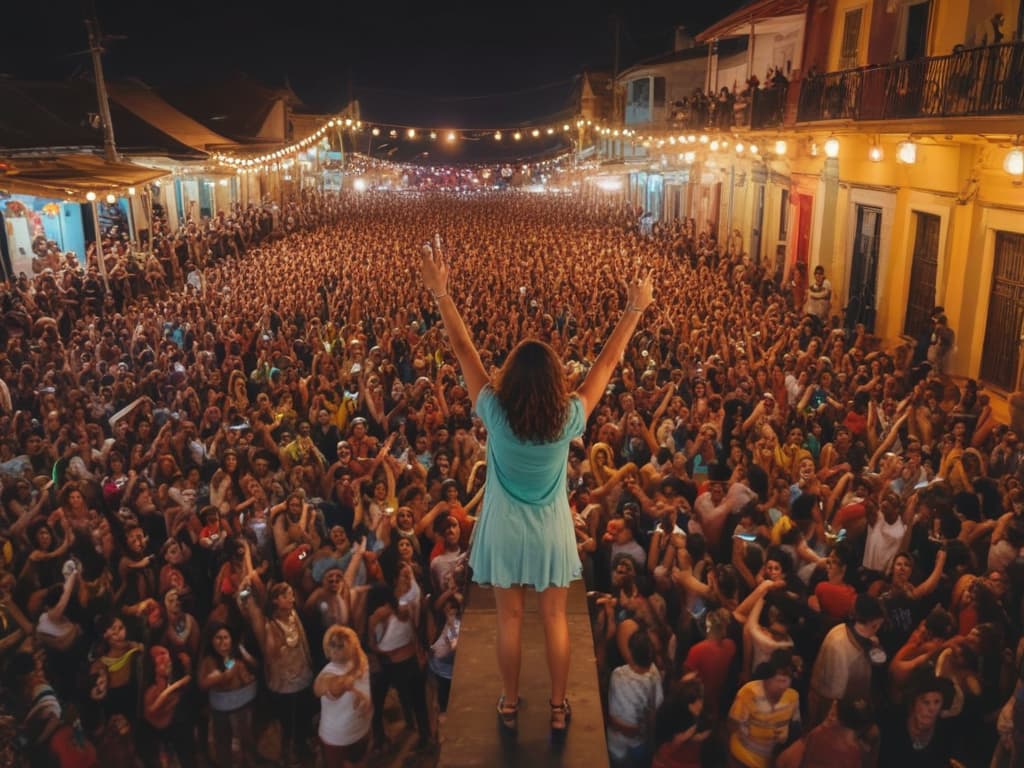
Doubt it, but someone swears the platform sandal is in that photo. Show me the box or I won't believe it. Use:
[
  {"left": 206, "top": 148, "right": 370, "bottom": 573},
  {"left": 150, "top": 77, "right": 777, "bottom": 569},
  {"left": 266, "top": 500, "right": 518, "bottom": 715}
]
[
  {"left": 497, "top": 695, "right": 520, "bottom": 732},
  {"left": 550, "top": 698, "right": 571, "bottom": 734}
]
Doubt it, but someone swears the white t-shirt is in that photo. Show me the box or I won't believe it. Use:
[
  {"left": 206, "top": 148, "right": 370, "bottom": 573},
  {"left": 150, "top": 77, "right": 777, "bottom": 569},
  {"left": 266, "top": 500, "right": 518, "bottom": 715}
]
[
  {"left": 863, "top": 516, "right": 906, "bottom": 573},
  {"left": 318, "top": 660, "right": 371, "bottom": 747},
  {"left": 606, "top": 664, "right": 663, "bottom": 758}
]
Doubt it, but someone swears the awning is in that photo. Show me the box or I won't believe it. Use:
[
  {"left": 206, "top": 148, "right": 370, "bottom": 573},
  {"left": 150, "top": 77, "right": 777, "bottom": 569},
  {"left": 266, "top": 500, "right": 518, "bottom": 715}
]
[
  {"left": 697, "top": 0, "right": 807, "bottom": 41},
  {"left": 0, "top": 155, "right": 169, "bottom": 201}
]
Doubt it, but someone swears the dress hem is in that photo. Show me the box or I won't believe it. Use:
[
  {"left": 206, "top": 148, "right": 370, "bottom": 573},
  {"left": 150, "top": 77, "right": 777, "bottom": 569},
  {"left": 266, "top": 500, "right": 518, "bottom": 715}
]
[{"left": 472, "top": 574, "right": 582, "bottom": 591}]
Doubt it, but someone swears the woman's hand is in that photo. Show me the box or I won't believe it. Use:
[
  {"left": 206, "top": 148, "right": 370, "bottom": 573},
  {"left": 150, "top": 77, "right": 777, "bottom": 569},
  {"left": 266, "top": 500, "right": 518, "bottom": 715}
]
[
  {"left": 625, "top": 267, "right": 654, "bottom": 313},
  {"left": 419, "top": 234, "right": 449, "bottom": 296}
]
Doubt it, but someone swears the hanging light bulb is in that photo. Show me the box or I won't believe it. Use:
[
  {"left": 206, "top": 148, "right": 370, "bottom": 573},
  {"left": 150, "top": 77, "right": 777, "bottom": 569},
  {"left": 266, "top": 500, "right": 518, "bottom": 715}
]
[
  {"left": 513, "top": 131, "right": 522, "bottom": 141},
  {"left": 824, "top": 137, "right": 840, "bottom": 158},
  {"left": 371, "top": 127, "right": 380, "bottom": 136},
  {"left": 896, "top": 140, "right": 917, "bottom": 164},
  {"left": 494, "top": 131, "right": 503, "bottom": 141},
  {"left": 127, "top": 187, "right": 136, "bottom": 196},
  {"left": 85, "top": 191, "right": 96, "bottom": 201},
  {"left": 699, "top": 134, "right": 709, "bottom": 144},
  {"left": 407, "top": 128, "right": 417, "bottom": 139},
  {"left": 709, "top": 140, "right": 720, "bottom": 151},
  {"left": 447, "top": 131, "right": 457, "bottom": 142},
  {"left": 429, "top": 131, "right": 437, "bottom": 140},
  {"left": 750, "top": 145, "right": 759, "bottom": 155},
  {"left": 105, "top": 194, "right": 116, "bottom": 204},
  {"left": 735, "top": 142, "right": 745, "bottom": 153},
  {"left": 774, "top": 140, "right": 787, "bottom": 156},
  {"left": 869, "top": 144, "right": 884, "bottom": 163},
  {"left": 1003, "top": 146, "right": 1024, "bottom": 178},
  {"left": 531, "top": 129, "right": 540, "bottom": 137}
]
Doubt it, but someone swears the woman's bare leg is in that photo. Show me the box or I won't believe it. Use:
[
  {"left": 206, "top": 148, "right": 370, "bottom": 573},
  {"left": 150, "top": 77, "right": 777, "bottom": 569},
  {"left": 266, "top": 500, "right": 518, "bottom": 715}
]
[
  {"left": 494, "top": 586, "right": 526, "bottom": 705},
  {"left": 537, "top": 586, "right": 570, "bottom": 707}
]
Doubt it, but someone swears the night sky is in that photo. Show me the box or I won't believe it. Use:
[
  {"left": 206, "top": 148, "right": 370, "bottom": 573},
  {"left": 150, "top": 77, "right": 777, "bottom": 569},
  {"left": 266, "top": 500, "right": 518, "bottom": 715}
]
[{"left": 4, "top": 0, "right": 747, "bottom": 128}]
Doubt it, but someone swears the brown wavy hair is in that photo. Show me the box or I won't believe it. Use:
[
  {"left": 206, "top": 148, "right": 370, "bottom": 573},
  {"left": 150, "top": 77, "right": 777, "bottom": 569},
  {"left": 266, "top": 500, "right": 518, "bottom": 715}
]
[{"left": 493, "top": 339, "right": 570, "bottom": 443}]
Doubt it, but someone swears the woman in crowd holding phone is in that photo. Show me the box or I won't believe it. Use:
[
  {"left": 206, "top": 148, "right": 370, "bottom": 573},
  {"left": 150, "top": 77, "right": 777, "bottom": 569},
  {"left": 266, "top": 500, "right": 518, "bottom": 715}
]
[{"left": 199, "top": 621, "right": 262, "bottom": 767}]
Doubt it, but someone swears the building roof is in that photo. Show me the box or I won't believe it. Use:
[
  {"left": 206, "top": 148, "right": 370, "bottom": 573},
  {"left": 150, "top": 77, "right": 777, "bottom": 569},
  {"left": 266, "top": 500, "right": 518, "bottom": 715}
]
[
  {"left": 0, "top": 79, "right": 206, "bottom": 160},
  {"left": 0, "top": 154, "right": 168, "bottom": 201},
  {"left": 581, "top": 70, "right": 613, "bottom": 95},
  {"left": 618, "top": 38, "right": 749, "bottom": 78},
  {"left": 697, "top": 0, "right": 808, "bottom": 42},
  {"left": 107, "top": 80, "right": 238, "bottom": 152},
  {"left": 154, "top": 77, "right": 291, "bottom": 144}
]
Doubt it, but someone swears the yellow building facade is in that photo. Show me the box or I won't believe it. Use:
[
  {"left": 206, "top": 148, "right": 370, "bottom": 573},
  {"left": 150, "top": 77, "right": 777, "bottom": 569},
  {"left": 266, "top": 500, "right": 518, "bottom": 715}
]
[{"left": 692, "top": 0, "right": 1024, "bottom": 394}]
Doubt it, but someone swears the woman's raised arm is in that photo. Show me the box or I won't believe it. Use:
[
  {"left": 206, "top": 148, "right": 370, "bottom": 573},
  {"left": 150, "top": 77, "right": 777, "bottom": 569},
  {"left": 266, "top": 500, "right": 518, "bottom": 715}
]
[
  {"left": 576, "top": 268, "right": 654, "bottom": 419},
  {"left": 419, "top": 235, "right": 489, "bottom": 405}
]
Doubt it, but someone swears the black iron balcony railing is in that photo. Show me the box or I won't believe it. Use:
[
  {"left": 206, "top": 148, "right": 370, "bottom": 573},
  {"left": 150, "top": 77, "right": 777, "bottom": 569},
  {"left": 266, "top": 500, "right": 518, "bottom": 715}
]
[{"left": 797, "top": 41, "right": 1024, "bottom": 122}]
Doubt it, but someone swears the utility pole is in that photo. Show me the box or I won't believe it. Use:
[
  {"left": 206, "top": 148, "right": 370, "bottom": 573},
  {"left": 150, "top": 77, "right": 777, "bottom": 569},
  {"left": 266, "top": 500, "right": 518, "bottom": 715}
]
[
  {"left": 85, "top": 4, "right": 119, "bottom": 163},
  {"left": 611, "top": 14, "right": 622, "bottom": 161}
]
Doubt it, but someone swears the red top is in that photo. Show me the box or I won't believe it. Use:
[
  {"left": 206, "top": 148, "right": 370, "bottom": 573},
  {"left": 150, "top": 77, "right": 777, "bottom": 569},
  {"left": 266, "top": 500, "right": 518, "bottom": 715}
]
[
  {"left": 815, "top": 581, "right": 857, "bottom": 620},
  {"left": 684, "top": 638, "right": 736, "bottom": 717},
  {"left": 832, "top": 502, "right": 866, "bottom": 531}
]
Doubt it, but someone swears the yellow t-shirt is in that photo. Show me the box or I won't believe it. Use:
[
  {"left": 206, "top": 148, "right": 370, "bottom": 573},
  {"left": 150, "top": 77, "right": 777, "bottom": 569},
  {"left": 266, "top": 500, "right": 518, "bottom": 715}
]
[{"left": 728, "top": 680, "right": 800, "bottom": 768}]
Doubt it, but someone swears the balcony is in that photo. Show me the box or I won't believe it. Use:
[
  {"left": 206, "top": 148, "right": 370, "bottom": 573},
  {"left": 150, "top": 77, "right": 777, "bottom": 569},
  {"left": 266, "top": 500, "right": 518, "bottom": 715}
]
[
  {"left": 797, "top": 42, "right": 1024, "bottom": 123},
  {"left": 663, "top": 83, "right": 790, "bottom": 132}
]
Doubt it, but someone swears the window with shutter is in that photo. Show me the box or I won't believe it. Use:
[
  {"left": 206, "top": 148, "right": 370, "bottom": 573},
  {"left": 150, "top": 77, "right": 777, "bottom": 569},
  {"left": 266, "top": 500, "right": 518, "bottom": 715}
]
[
  {"left": 839, "top": 8, "right": 863, "bottom": 70},
  {"left": 653, "top": 77, "right": 666, "bottom": 107}
]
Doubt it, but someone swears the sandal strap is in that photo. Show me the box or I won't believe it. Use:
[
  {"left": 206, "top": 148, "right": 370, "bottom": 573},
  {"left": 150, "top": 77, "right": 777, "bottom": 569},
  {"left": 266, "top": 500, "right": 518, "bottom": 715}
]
[
  {"left": 498, "top": 695, "right": 519, "bottom": 713},
  {"left": 498, "top": 695, "right": 520, "bottom": 729}
]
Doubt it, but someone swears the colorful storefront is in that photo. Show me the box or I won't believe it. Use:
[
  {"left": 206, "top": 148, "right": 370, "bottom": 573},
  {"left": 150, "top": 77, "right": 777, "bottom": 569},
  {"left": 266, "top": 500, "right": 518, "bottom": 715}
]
[{"left": 0, "top": 194, "right": 87, "bottom": 278}]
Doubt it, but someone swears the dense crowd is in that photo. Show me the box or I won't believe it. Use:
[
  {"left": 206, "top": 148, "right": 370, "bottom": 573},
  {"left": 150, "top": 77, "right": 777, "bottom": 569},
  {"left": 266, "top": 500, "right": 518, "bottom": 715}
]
[{"left": 0, "top": 188, "right": 1018, "bottom": 768}]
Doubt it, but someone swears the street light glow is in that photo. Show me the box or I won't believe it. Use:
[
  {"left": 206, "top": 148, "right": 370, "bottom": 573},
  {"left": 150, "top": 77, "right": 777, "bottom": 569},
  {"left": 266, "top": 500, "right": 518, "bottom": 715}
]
[
  {"left": 1004, "top": 147, "right": 1024, "bottom": 177},
  {"left": 896, "top": 140, "right": 917, "bottom": 164}
]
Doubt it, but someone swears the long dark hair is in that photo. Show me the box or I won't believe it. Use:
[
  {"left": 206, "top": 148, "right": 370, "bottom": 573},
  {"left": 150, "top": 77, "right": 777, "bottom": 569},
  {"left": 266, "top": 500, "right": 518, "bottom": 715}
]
[
  {"left": 203, "top": 620, "right": 241, "bottom": 671},
  {"left": 493, "top": 339, "right": 570, "bottom": 443}
]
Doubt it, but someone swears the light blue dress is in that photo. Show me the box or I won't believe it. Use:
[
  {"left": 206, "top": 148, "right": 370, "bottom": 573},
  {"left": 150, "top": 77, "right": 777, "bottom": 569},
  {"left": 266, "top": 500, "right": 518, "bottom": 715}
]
[{"left": 469, "top": 385, "right": 584, "bottom": 589}]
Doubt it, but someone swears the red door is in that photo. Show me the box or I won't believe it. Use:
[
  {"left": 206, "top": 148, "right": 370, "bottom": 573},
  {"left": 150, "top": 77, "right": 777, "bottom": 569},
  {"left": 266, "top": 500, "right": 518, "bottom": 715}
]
[{"left": 796, "top": 193, "right": 813, "bottom": 268}]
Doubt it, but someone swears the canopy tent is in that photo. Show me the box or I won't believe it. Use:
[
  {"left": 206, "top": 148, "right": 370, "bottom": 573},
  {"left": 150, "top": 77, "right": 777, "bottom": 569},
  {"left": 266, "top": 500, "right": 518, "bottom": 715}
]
[{"left": 0, "top": 155, "right": 169, "bottom": 202}]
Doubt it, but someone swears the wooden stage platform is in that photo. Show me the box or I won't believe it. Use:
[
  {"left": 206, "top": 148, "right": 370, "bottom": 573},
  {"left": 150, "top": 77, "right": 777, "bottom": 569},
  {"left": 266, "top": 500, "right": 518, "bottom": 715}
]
[{"left": 439, "top": 581, "right": 609, "bottom": 768}]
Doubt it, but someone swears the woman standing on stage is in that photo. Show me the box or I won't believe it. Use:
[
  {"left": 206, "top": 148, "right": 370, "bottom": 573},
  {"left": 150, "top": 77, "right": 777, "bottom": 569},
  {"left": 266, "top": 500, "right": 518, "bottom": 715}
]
[{"left": 419, "top": 234, "right": 653, "bottom": 736}]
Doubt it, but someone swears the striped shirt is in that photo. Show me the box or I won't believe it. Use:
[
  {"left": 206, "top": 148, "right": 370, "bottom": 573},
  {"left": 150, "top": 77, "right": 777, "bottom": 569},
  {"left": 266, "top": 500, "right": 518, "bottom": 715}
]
[{"left": 728, "top": 680, "right": 800, "bottom": 768}]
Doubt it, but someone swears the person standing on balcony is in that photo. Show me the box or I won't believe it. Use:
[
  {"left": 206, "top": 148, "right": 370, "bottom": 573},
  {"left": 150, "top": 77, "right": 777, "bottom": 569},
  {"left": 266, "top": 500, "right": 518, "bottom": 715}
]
[{"left": 804, "top": 266, "right": 832, "bottom": 323}]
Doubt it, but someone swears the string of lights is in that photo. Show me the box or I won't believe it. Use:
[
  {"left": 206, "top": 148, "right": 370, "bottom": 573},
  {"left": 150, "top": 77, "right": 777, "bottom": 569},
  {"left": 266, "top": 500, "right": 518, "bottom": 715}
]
[{"left": 212, "top": 113, "right": 584, "bottom": 170}]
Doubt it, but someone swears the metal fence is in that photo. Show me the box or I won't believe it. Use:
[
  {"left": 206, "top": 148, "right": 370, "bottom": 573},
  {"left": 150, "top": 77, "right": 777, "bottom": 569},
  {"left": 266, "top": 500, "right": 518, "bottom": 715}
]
[{"left": 797, "top": 42, "right": 1024, "bottom": 122}]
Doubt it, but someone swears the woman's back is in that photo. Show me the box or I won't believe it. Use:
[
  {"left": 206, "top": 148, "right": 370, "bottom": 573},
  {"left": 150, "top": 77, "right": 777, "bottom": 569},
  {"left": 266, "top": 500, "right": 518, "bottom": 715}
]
[{"left": 476, "top": 385, "right": 584, "bottom": 506}]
